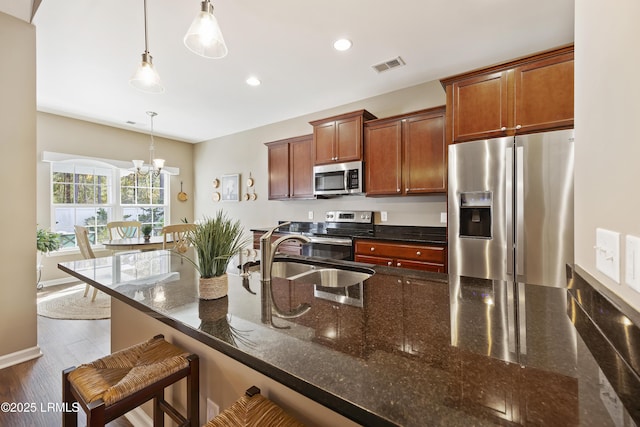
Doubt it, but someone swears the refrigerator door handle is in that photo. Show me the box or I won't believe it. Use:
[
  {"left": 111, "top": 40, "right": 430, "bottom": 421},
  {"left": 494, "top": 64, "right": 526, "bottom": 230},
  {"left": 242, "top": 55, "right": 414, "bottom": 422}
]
[
  {"left": 516, "top": 145, "right": 525, "bottom": 276},
  {"left": 506, "top": 147, "right": 514, "bottom": 277}
]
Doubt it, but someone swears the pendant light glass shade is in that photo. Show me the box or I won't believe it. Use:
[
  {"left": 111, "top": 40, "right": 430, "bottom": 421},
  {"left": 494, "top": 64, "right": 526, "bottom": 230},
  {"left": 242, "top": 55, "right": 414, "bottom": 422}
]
[
  {"left": 130, "top": 0, "right": 164, "bottom": 93},
  {"left": 184, "top": 1, "right": 228, "bottom": 59},
  {"left": 130, "top": 53, "right": 164, "bottom": 93}
]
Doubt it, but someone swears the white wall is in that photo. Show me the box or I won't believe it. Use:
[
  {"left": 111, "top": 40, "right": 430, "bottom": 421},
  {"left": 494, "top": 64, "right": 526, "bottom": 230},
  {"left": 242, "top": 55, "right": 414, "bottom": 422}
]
[
  {"left": 0, "top": 12, "right": 38, "bottom": 359},
  {"left": 193, "top": 80, "right": 447, "bottom": 233},
  {"left": 575, "top": 0, "right": 640, "bottom": 311},
  {"left": 36, "top": 112, "right": 195, "bottom": 282}
]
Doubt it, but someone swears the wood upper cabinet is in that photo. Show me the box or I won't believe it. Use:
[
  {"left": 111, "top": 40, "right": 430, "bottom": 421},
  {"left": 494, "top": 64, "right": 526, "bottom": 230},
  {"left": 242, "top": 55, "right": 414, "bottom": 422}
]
[
  {"left": 441, "top": 44, "right": 574, "bottom": 144},
  {"left": 448, "top": 71, "right": 510, "bottom": 142},
  {"left": 289, "top": 135, "right": 314, "bottom": 198},
  {"left": 403, "top": 109, "right": 446, "bottom": 193},
  {"left": 265, "top": 134, "right": 314, "bottom": 200},
  {"left": 364, "top": 119, "right": 402, "bottom": 195},
  {"left": 364, "top": 107, "right": 446, "bottom": 196},
  {"left": 310, "top": 109, "right": 376, "bottom": 165},
  {"left": 266, "top": 140, "right": 289, "bottom": 200},
  {"left": 513, "top": 52, "right": 574, "bottom": 134}
]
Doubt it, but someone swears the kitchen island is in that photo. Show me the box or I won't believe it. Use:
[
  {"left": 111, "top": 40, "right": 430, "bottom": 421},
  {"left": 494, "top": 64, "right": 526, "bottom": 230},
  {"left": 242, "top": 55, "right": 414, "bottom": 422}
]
[{"left": 58, "top": 249, "right": 639, "bottom": 426}]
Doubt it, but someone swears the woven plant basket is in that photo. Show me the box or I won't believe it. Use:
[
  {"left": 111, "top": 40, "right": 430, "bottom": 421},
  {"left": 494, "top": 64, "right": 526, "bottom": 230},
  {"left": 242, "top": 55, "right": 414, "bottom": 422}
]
[{"left": 199, "top": 274, "right": 228, "bottom": 300}]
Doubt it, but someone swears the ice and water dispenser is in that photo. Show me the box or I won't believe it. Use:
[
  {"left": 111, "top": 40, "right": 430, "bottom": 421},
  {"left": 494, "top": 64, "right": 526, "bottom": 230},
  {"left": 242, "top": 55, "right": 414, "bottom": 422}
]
[{"left": 459, "top": 191, "right": 492, "bottom": 239}]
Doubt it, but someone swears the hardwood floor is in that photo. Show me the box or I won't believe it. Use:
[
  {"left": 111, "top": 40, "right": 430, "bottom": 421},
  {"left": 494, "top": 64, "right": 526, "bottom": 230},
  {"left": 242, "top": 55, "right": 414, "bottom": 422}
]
[{"left": 0, "top": 314, "right": 133, "bottom": 426}]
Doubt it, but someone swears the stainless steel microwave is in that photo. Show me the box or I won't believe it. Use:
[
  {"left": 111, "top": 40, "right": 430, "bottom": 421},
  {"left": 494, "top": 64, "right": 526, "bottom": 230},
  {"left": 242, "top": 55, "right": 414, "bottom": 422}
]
[{"left": 313, "top": 161, "right": 363, "bottom": 196}]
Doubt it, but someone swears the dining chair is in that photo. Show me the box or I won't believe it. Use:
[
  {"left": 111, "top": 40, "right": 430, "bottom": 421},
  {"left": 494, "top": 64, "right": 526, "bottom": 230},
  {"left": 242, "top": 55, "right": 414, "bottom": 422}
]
[
  {"left": 162, "top": 223, "right": 196, "bottom": 253},
  {"left": 74, "top": 225, "right": 99, "bottom": 302},
  {"left": 106, "top": 220, "right": 141, "bottom": 239}
]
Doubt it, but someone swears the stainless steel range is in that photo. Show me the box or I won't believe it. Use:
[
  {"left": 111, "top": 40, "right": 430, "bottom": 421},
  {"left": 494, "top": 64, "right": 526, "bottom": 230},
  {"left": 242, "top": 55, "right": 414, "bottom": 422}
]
[{"left": 301, "top": 211, "right": 373, "bottom": 261}]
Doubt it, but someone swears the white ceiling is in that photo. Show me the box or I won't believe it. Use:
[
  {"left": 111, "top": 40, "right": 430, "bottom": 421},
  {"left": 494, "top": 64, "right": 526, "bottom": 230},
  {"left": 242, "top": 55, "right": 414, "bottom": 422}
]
[{"left": 1, "top": 0, "right": 575, "bottom": 143}]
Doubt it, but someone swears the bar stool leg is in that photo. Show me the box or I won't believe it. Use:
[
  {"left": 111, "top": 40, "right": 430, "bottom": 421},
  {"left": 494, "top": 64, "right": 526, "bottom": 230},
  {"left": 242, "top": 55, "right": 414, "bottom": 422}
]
[
  {"left": 187, "top": 355, "right": 199, "bottom": 427},
  {"left": 62, "top": 367, "right": 78, "bottom": 427},
  {"left": 86, "top": 400, "right": 106, "bottom": 427},
  {"left": 154, "top": 390, "right": 165, "bottom": 427}
]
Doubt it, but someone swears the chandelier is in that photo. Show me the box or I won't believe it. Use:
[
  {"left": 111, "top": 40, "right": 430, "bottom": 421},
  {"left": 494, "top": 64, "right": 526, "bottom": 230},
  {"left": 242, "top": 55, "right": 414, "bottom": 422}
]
[{"left": 132, "top": 111, "right": 165, "bottom": 178}]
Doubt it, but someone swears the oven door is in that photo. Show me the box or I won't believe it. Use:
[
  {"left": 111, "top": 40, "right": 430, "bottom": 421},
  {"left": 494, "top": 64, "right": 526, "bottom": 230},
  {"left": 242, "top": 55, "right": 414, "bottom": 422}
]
[{"left": 301, "top": 236, "right": 353, "bottom": 261}]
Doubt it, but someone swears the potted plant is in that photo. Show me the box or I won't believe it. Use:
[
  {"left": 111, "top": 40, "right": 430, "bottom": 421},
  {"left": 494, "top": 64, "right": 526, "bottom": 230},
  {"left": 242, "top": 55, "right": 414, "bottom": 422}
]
[
  {"left": 141, "top": 224, "right": 153, "bottom": 241},
  {"left": 37, "top": 226, "right": 61, "bottom": 289},
  {"left": 186, "top": 210, "right": 249, "bottom": 300}
]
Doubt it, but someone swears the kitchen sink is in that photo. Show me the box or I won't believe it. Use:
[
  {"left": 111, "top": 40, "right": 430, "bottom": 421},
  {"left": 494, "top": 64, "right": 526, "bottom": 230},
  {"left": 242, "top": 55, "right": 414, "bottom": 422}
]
[{"left": 271, "top": 260, "right": 374, "bottom": 287}]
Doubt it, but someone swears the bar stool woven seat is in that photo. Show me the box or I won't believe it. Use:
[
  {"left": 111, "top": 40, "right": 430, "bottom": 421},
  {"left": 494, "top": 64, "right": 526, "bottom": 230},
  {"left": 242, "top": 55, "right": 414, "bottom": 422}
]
[
  {"left": 205, "top": 386, "right": 304, "bottom": 427},
  {"left": 63, "top": 334, "right": 199, "bottom": 427}
]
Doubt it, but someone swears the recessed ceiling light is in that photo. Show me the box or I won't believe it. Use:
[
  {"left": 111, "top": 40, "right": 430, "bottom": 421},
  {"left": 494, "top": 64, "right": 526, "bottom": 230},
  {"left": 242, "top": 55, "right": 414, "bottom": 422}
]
[
  {"left": 246, "top": 76, "right": 261, "bottom": 86},
  {"left": 333, "top": 39, "right": 352, "bottom": 51}
]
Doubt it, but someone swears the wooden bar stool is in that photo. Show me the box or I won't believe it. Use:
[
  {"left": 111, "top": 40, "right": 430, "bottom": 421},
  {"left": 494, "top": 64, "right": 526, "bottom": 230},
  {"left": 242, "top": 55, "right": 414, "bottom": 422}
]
[
  {"left": 205, "top": 386, "right": 304, "bottom": 427},
  {"left": 62, "top": 334, "right": 199, "bottom": 427}
]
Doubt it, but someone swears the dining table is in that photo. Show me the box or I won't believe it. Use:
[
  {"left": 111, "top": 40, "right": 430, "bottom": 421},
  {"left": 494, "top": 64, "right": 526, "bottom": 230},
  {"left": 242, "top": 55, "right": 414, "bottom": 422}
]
[{"left": 102, "top": 235, "right": 172, "bottom": 251}]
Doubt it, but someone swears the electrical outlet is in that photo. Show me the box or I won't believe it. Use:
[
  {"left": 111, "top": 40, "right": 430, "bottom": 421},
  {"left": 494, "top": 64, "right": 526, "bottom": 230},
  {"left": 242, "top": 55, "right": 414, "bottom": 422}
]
[
  {"left": 440, "top": 212, "right": 447, "bottom": 224},
  {"left": 381, "top": 211, "right": 388, "bottom": 222},
  {"left": 308, "top": 211, "right": 314, "bottom": 220},
  {"left": 625, "top": 235, "right": 640, "bottom": 292},
  {"left": 207, "top": 398, "right": 219, "bottom": 420},
  {"left": 595, "top": 228, "right": 620, "bottom": 283}
]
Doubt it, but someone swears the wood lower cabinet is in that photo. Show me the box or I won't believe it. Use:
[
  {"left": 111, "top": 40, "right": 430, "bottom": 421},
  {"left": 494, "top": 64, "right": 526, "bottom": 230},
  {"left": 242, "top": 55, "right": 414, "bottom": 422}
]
[
  {"left": 354, "top": 239, "right": 447, "bottom": 273},
  {"left": 364, "top": 106, "right": 446, "bottom": 196},
  {"left": 442, "top": 44, "right": 574, "bottom": 144},
  {"left": 265, "top": 134, "right": 314, "bottom": 200},
  {"left": 310, "top": 109, "right": 376, "bottom": 165}
]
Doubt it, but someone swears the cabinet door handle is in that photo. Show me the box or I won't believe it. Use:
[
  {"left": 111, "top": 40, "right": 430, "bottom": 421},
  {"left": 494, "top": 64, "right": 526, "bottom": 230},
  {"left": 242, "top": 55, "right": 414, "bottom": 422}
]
[
  {"left": 387, "top": 261, "right": 392, "bottom": 266},
  {"left": 501, "top": 126, "right": 507, "bottom": 132},
  {"left": 515, "top": 124, "right": 522, "bottom": 130},
  {"left": 405, "top": 188, "right": 409, "bottom": 192},
  {"left": 397, "top": 262, "right": 402, "bottom": 267},
  {"left": 416, "top": 251, "right": 421, "bottom": 256},
  {"left": 397, "top": 188, "right": 401, "bottom": 192},
  {"left": 370, "top": 247, "right": 375, "bottom": 252}
]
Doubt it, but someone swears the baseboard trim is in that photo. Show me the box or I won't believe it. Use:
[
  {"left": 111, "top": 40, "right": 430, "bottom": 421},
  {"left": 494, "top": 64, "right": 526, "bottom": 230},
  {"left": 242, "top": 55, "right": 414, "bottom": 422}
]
[
  {"left": 0, "top": 346, "right": 43, "bottom": 370},
  {"left": 39, "top": 276, "right": 80, "bottom": 288},
  {"left": 124, "top": 406, "right": 152, "bottom": 427}
]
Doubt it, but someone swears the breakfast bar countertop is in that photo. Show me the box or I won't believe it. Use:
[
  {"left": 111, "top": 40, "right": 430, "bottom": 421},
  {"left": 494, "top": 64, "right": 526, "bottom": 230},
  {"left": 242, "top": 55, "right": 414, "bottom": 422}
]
[{"left": 58, "top": 250, "right": 639, "bottom": 427}]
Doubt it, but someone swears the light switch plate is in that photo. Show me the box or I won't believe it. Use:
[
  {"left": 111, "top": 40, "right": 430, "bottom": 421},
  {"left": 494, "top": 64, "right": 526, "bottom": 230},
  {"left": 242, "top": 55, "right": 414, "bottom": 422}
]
[
  {"left": 596, "top": 228, "right": 620, "bottom": 283},
  {"left": 440, "top": 212, "right": 447, "bottom": 224},
  {"left": 308, "top": 211, "right": 314, "bottom": 220},
  {"left": 381, "top": 211, "right": 388, "bottom": 222},
  {"left": 625, "top": 235, "right": 640, "bottom": 292}
]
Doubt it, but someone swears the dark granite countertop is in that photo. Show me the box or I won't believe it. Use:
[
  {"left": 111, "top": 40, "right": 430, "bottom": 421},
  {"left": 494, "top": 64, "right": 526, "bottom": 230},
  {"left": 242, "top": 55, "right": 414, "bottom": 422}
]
[
  {"left": 59, "top": 250, "right": 638, "bottom": 426},
  {"left": 251, "top": 222, "right": 447, "bottom": 245}
]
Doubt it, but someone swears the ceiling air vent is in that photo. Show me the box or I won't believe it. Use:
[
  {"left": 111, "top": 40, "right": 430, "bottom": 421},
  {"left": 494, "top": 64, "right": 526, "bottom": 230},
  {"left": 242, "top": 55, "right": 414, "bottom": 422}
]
[{"left": 372, "top": 56, "right": 406, "bottom": 73}]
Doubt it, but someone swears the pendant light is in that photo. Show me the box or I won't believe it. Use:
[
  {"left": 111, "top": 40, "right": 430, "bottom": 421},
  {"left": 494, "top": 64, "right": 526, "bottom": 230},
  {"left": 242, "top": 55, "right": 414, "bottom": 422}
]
[
  {"left": 132, "top": 111, "right": 165, "bottom": 178},
  {"left": 130, "top": 0, "right": 164, "bottom": 93},
  {"left": 184, "top": 0, "right": 228, "bottom": 59}
]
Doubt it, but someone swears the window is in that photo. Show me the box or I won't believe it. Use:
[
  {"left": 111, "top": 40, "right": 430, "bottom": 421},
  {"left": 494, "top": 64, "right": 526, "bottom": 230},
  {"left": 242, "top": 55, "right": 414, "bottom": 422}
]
[
  {"left": 52, "top": 163, "right": 112, "bottom": 247},
  {"left": 120, "top": 172, "right": 166, "bottom": 236},
  {"left": 50, "top": 160, "right": 169, "bottom": 249}
]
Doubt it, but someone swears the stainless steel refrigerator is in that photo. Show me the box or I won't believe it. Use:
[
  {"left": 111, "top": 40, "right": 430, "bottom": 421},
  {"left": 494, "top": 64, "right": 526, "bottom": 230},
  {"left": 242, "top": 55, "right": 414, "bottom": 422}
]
[{"left": 448, "top": 129, "right": 574, "bottom": 287}]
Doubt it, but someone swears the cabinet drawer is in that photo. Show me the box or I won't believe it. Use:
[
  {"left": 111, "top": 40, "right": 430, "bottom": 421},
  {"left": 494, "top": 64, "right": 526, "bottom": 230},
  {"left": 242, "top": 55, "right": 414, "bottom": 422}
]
[
  {"left": 355, "top": 254, "right": 395, "bottom": 267},
  {"left": 355, "top": 240, "right": 445, "bottom": 263},
  {"left": 394, "top": 259, "right": 445, "bottom": 273}
]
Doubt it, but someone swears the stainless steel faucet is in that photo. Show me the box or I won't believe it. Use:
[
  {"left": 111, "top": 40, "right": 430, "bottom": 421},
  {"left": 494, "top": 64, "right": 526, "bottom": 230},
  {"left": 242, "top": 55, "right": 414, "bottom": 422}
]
[
  {"left": 259, "top": 222, "right": 312, "bottom": 323},
  {"left": 259, "top": 222, "right": 311, "bottom": 284}
]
